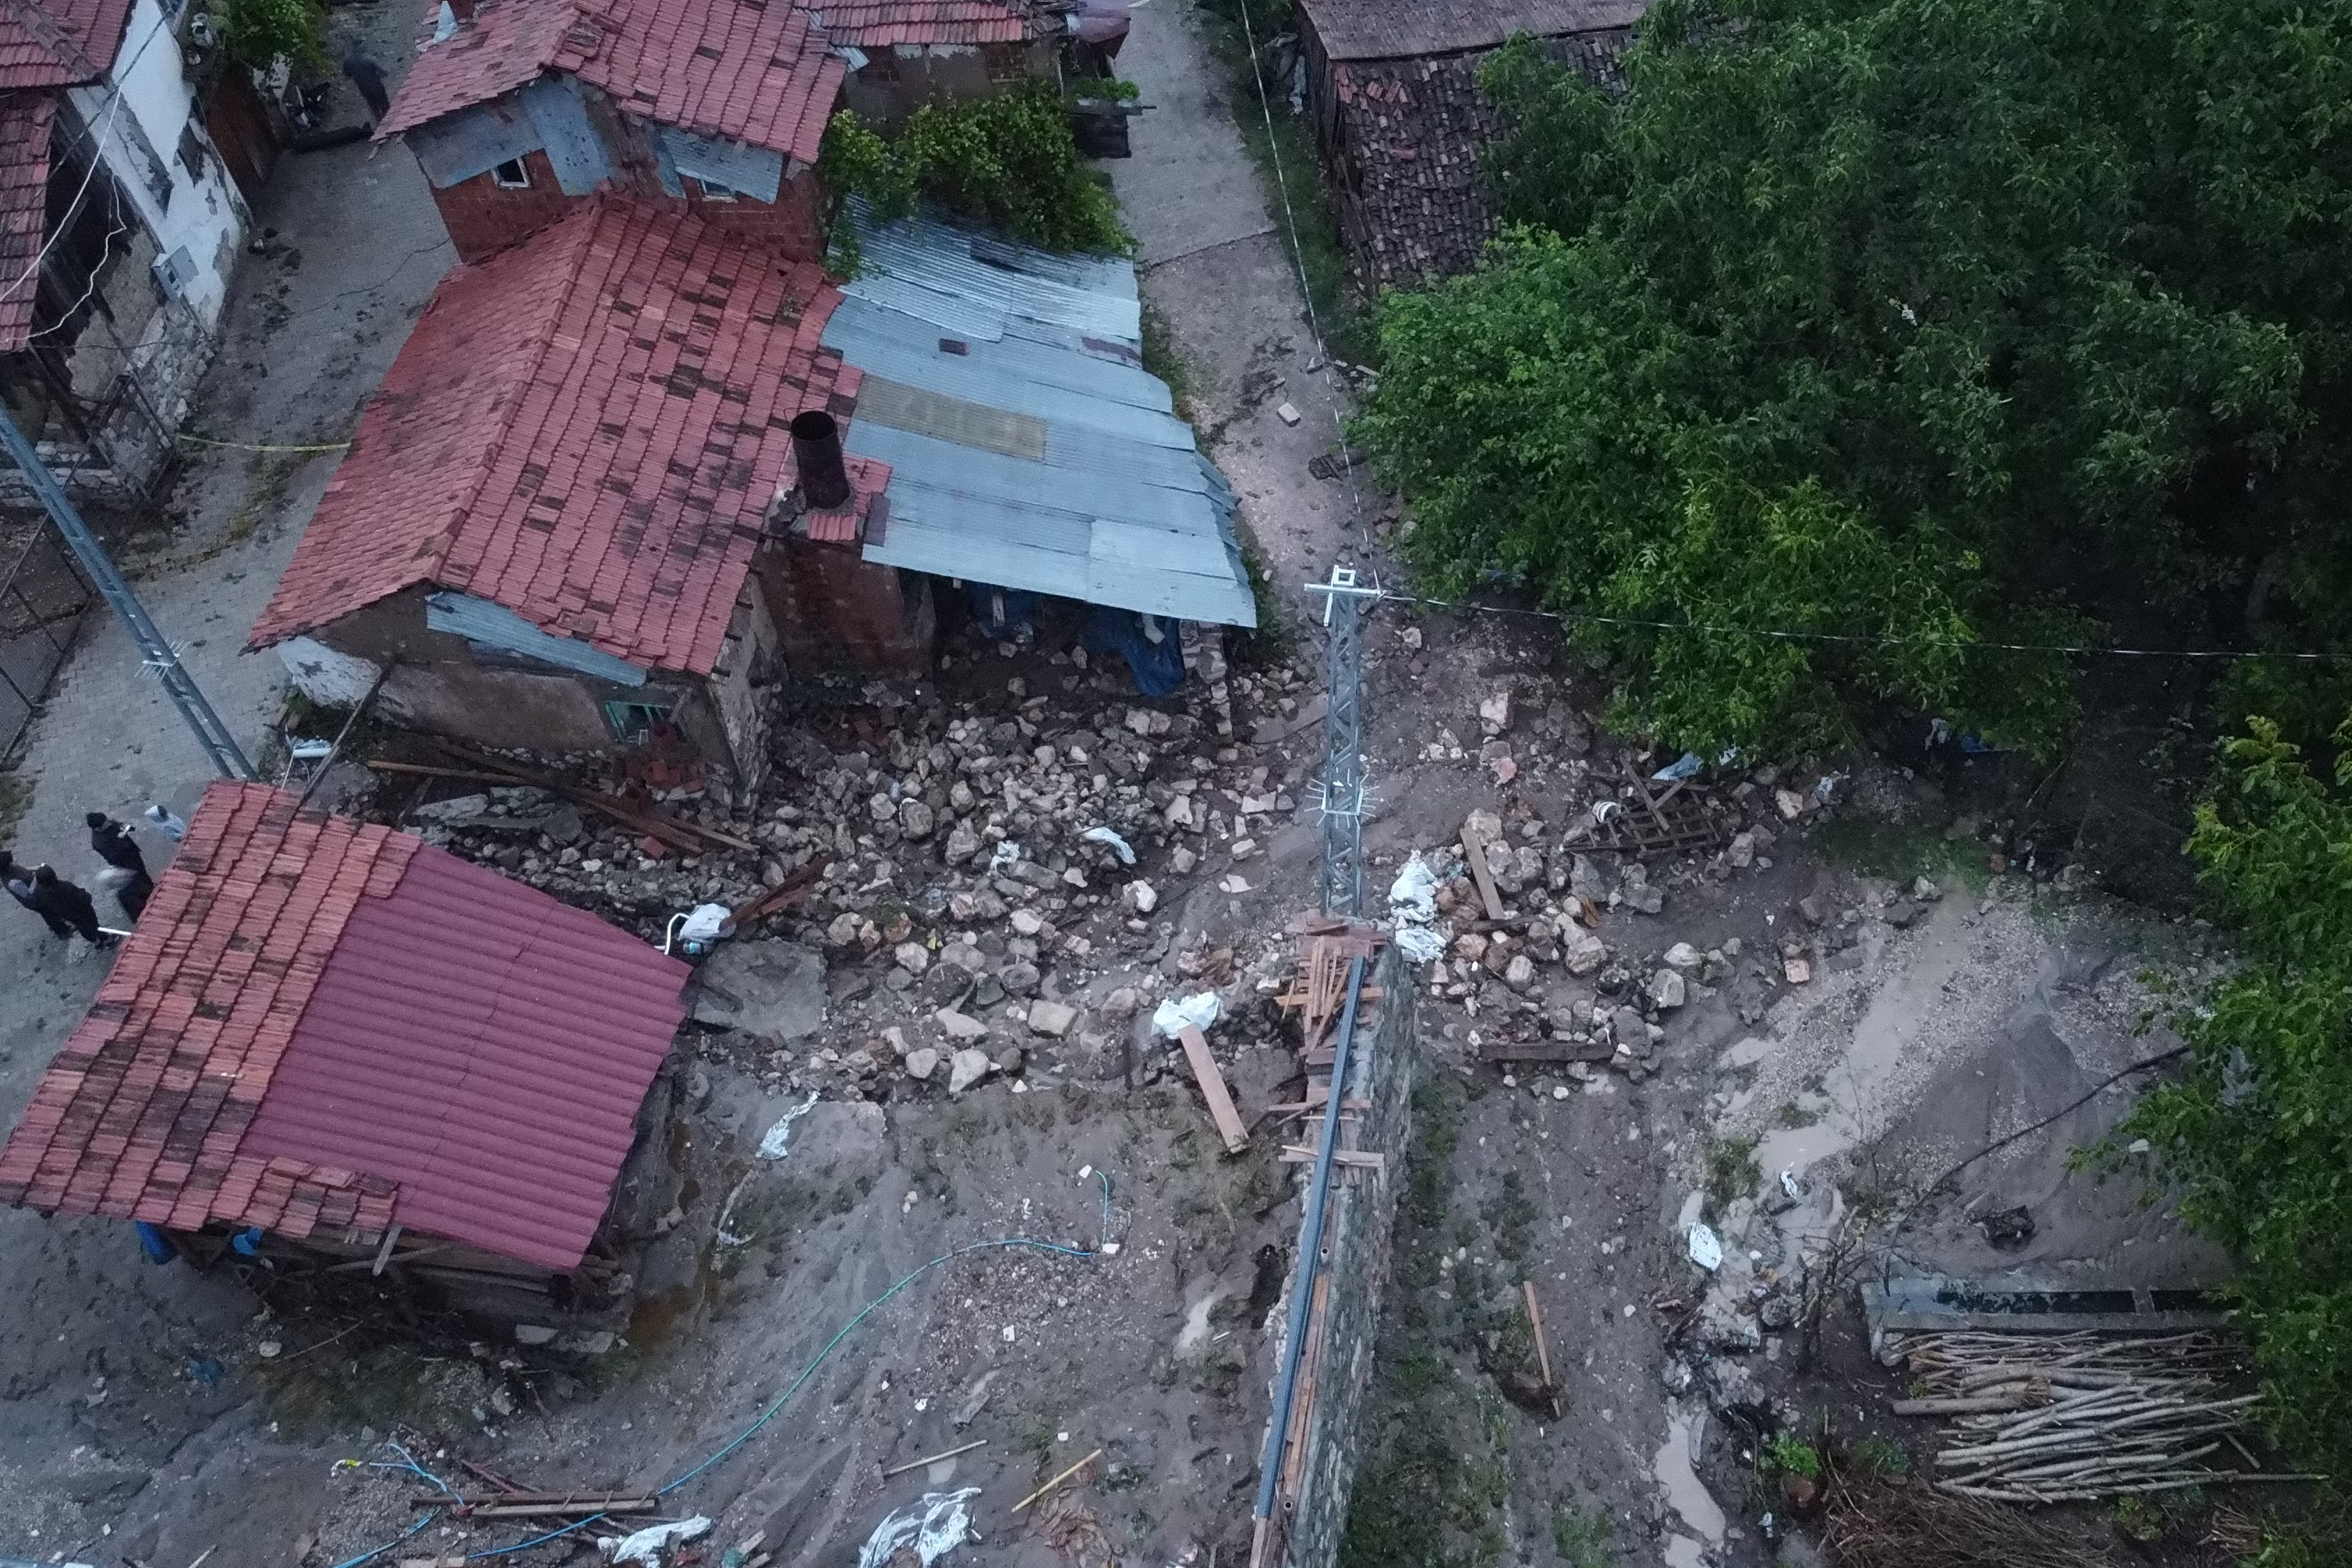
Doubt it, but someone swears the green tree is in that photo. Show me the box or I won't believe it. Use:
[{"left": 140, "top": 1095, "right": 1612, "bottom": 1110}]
[
  {"left": 819, "top": 86, "right": 1130, "bottom": 263},
  {"left": 2114, "top": 717, "right": 2352, "bottom": 1535},
  {"left": 217, "top": 0, "right": 328, "bottom": 70},
  {"left": 1359, "top": 0, "right": 2352, "bottom": 755}
]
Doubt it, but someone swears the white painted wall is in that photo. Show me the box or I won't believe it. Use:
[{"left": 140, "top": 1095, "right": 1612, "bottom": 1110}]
[{"left": 68, "top": 0, "right": 249, "bottom": 326}]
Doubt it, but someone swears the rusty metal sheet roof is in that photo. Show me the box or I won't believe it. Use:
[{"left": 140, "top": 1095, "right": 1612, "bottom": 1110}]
[{"left": 1300, "top": 0, "right": 1644, "bottom": 61}]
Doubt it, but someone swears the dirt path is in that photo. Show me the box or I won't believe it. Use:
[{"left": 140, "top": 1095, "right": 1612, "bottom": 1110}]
[{"left": 1105, "top": 0, "right": 1380, "bottom": 599}]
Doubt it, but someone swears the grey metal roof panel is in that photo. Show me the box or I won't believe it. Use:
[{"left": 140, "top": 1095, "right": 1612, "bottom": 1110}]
[
  {"left": 829, "top": 318, "right": 1192, "bottom": 449},
  {"left": 826, "top": 295, "right": 1171, "bottom": 412},
  {"left": 845, "top": 209, "right": 1141, "bottom": 341},
  {"left": 844, "top": 422, "right": 1221, "bottom": 534}
]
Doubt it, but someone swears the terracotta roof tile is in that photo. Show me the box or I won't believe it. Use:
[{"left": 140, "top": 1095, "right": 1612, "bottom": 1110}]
[
  {"left": 0, "top": 0, "right": 134, "bottom": 89},
  {"left": 252, "top": 198, "right": 854, "bottom": 676},
  {"left": 816, "top": 0, "right": 1047, "bottom": 49},
  {"left": 0, "top": 783, "right": 690, "bottom": 1270},
  {"left": 0, "top": 91, "right": 51, "bottom": 351},
  {"left": 379, "top": 0, "right": 843, "bottom": 167}
]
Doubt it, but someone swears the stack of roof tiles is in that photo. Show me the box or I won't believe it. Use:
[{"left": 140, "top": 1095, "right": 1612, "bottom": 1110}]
[
  {"left": 380, "top": 0, "right": 844, "bottom": 167},
  {"left": 0, "top": 782, "right": 691, "bottom": 1270},
  {"left": 249, "top": 196, "right": 861, "bottom": 677}
]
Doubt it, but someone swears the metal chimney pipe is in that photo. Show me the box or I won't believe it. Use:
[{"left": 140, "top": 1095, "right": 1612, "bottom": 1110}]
[{"left": 790, "top": 410, "right": 852, "bottom": 511}]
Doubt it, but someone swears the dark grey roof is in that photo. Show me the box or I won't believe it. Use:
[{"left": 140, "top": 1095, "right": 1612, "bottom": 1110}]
[{"left": 1300, "top": 0, "right": 1644, "bottom": 62}]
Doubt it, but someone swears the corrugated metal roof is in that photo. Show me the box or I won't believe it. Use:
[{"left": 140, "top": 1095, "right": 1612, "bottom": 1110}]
[
  {"left": 826, "top": 210, "right": 1256, "bottom": 629},
  {"left": 0, "top": 783, "right": 689, "bottom": 1271}
]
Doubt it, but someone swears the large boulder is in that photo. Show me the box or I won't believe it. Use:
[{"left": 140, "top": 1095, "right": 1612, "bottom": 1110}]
[{"left": 689, "top": 941, "right": 825, "bottom": 1039}]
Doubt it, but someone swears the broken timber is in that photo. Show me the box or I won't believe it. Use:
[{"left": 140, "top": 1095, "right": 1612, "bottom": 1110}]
[
  {"left": 1590, "top": 769, "right": 1730, "bottom": 859},
  {"left": 1477, "top": 1037, "right": 1613, "bottom": 1063},
  {"left": 1459, "top": 820, "right": 1506, "bottom": 920},
  {"left": 1179, "top": 1024, "right": 1250, "bottom": 1154}
]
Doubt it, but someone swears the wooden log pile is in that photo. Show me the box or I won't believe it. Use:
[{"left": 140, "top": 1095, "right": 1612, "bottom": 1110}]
[{"left": 1884, "top": 1329, "right": 2316, "bottom": 1503}]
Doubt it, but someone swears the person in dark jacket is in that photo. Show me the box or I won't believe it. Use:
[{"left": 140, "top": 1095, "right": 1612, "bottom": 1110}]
[
  {"left": 341, "top": 51, "right": 390, "bottom": 122},
  {"left": 87, "top": 811, "right": 148, "bottom": 875},
  {"left": 31, "top": 866, "right": 107, "bottom": 945},
  {"left": 0, "top": 850, "right": 70, "bottom": 937},
  {"left": 87, "top": 810, "right": 153, "bottom": 922}
]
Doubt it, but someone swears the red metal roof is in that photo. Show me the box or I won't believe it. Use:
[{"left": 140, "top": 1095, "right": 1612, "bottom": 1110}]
[
  {"left": 817, "top": 0, "right": 1043, "bottom": 49},
  {"left": 0, "top": 0, "right": 134, "bottom": 89},
  {"left": 249, "top": 197, "right": 860, "bottom": 676},
  {"left": 0, "top": 92, "right": 52, "bottom": 351},
  {"left": 379, "top": 0, "right": 844, "bottom": 167},
  {"left": 0, "top": 783, "right": 691, "bottom": 1271}
]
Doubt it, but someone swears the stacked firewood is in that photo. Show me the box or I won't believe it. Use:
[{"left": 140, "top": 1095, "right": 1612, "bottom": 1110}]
[{"left": 1884, "top": 1330, "right": 2313, "bottom": 1502}]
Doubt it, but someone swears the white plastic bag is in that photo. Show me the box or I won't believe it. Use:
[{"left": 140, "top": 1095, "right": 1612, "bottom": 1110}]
[
  {"left": 604, "top": 1517, "right": 713, "bottom": 1565},
  {"left": 1686, "top": 1222, "right": 1723, "bottom": 1272},
  {"left": 1386, "top": 856, "right": 1438, "bottom": 923},
  {"left": 758, "top": 1091, "right": 821, "bottom": 1160},
  {"left": 677, "top": 902, "right": 732, "bottom": 944},
  {"left": 1081, "top": 825, "right": 1137, "bottom": 866},
  {"left": 1151, "top": 992, "right": 1222, "bottom": 1038},
  {"left": 856, "top": 1489, "right": 981, "bottom": 1568}
]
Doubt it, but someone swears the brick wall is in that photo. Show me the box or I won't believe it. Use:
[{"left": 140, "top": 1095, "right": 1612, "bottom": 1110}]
[
  {"left": 755, "top": 538, "right": 937, "bottom": 674},
  {"left": 427, "top": 154, "right": 827, "bottom": 266},
  {"left": 1262, "top": 945, "right": 1420, "bottom": 1568},
  {"left": 429, "top": 150, "right": 586, "bottom": 264}
]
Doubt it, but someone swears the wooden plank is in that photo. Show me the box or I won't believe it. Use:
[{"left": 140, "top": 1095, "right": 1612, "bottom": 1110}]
[
  {"left": 1178, "top": 1026, "right": 1250, "bottom": 1154},
  {"left": 1273, "top": 984, "right": 1383, "bottom": 1010},
  {"left": 729, "top": 859, "right": 824, "bottom": 929},
  {"left": 1460, "top": 822, "right": 1506, "bottom": 920},
  {"left": 1523, "top": 1281, "right": 1563, "bottom": 1419},
  {"left": 1279, "top": 1146, "right": 1384, "bottom": 1168}
]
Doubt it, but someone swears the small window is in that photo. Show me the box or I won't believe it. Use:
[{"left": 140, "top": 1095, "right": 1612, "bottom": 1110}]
[
  {"left": 491, "top": 157, "right": 532, "bottom": 189},
  {"left": 984, "top": 46, "right": 1026, "bottom": 84},
  {"left": 604, "top": 700, "right": 673, "bottom": 745},
  {"left": 690, "top": 176, "right": 738, "bottom": 203}
]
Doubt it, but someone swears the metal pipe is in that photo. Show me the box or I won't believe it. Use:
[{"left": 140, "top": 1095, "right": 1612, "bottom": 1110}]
[
  {"left": 0, "top": 403, "right": 256, "bottom": 779},
  {"left": 1252, "top": 951, "right": 1369, "bottom": 1542}
]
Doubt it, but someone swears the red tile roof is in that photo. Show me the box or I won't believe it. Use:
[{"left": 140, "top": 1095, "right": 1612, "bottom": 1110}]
[
  {"left": 249, "top": 197, "right": 859, "bottom": 676},
  {"left": 0, "top": 0, "right": 134, "bottom": 88},
  {"left": 791, "top": 448, "right": 891, "bottom": 544},
  {"left": 0, "top": 783, "right": 691, "bottom": 1271},
  {"left": 818, "top": 0, "right": 1045, "bottom": 48},
  {"left": 379, "top": 0, "right": 844, "bottom": 167},
  {"left": 0, "top": 92, "right": 52, "bottom": 352}
]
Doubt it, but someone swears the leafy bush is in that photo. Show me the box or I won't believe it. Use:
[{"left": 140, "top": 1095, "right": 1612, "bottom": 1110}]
[
  {"left": 1358, "top": 0, "right": 2352, "bottom": 756},
  {"left": 2114, "top": 716, "right": 2352, "bottom": 1523},
  {"left": 217, "top": 0, "right": 326, "bottom": 70},
  {"left": 820, "top": 86, "right": 1130, "bottom": 264},
  {"left": 1766, "top": 1434, "right": 1823, "bottom": 1479}
]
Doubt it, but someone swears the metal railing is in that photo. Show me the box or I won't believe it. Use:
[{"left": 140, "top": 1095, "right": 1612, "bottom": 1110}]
[{"left": 0, "top": 519, "right": 94, "bottom": 757}]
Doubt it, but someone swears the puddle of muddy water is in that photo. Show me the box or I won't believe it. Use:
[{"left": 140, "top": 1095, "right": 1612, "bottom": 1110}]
[{"left": 1651, "top": 1402, "right": 1725, "bottom": 1553}]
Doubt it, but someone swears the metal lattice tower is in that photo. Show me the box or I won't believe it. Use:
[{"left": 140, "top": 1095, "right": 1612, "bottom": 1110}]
[
  {"left": 0, "top": 406, "right": 256, "bottom": 781},
  {"left": 1305, "top": 566, "right": 1381, "bottom": 916}
]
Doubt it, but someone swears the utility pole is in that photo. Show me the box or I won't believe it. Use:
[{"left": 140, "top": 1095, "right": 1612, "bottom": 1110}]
[
  {"left": 0, "top": 406, "right": 256, "bottom": 781},
  {"left": 1305, "top": 564, "right": 1381, "bottom": 916}
]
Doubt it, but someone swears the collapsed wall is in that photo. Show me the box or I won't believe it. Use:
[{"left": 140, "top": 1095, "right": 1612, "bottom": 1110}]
[{"left": 1253, "top": 940, "right": 1420, "bottom": 1568}]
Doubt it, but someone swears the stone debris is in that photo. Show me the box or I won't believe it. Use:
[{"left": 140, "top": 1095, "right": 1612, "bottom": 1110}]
[
  {"left": 1027, "top": 999, "right": 1077, "bottom": 1038},
  {"left": 948, "top": 1047, "right": 994, "bottom": 1095}
]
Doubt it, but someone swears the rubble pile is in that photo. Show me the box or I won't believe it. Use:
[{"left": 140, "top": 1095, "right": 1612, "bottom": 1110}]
[{"left": 388, "top": 656, "right": 1325, "bottom": 1104}]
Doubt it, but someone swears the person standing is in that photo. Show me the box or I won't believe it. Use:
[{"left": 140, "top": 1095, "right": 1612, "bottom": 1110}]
[
  {"left": 341, "top": 50, "right": 391, "bottom": 123},
  {"left": 29, "top": 866, "right": 107, "bottom": 946},
  {"left": 88, "top": 810, "right": 153, "bottom": 922},
  {"left": 144, "top": 804, "right": 187, "bottom": 843},
  {"left": 0, "top": 850, "right": 70, "bottom": 938}
]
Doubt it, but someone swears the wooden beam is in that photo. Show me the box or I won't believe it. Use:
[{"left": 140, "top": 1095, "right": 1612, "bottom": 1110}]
[
  {"left": 1279, "top": 1146, "right": 1384, "bottom": 1168},
  {"left": 1179, "top": 1026, "right": 1250, "bottom": 1154},
  {"left": 1523, "top": 1280, "right": 1562, "bottom": 1420},
  {"left": 1460, "top": 822, "right": 1505, "bottom": 921}
]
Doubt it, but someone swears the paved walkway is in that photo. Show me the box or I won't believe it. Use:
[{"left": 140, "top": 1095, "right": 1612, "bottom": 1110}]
[
  {"left": 0, "top": 3, "right": 454, "bottom": 1549},
  {"left": 1105, "top": 0, "right": 1371, "bottom": 594}
]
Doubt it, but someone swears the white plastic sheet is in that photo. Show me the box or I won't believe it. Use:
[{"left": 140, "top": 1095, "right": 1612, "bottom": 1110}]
[
  {"left": 1386, "top": 856, "right": 1438, "bottom": 923},
  {"left": 604, "top": 1516, "right": 713, "bottom": 1565},
  {"left": 677, "top": 902, "right": 732, "bottom": 944},
  {"left": 758, "top": 1091, "right": 821, "bottom": 1160},
  {"left": 1151, "top": 992, "right": 1222, "bottom": 1038},
  {"left": 1686, "top": 1222, "right": 1723, "bottom": 1272},
  {"left": 856, "top": 1489, "right": 981, "bottom": 1568},
  {"left": 1082, "top": 825, "right": 1137, "bottom": 866}
]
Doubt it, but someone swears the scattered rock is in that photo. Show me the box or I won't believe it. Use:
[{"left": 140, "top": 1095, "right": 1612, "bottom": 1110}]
[
  {"left": 514, "top": 1324, "right": 559, "bottom": 1346},
  {"left": 1100, "top": 987, "right": 1140, "bottom": 1021},
  {"left": 997, "top": 960, "right": 1041, "bottom": 997},
  {"left": 1028, "top": 999, "right": 1078, "bottom": 1038},
  {"left": 935, "top": 1009, "right": 990, "bottom": 1040},
  {"left": 1728, "top": 831, "right": 1756, "bottom": 868},
  {"left": 993, "top": 1044, "right": 1027, "bottom": 1075},
  {"left": 1611, "top": 1006, "right": 1648, "bottom": 1052},
  {"left": 1563, "top": 930, "right": 1609, "bottom": 976},
  {"left": 948, "top": 1047, "right": 994, "bottom": 1095},
  {"left": 1503, "top": 954, "right": 1536, "bottom": 990},
  {"left": 1913, "top": 875, "right": 1943, "bottom": 901},
  {"left": 893, "top": 941, "right": 930, "bottom": 975},
  {"left": 904, "top": 1047, "right": 940, "bottom": 1081},
  {"left": 944, "top": 821, "right": 983, "bottom": 864},
  {"left": 1121, "top": 880, "right": 1158, "bottom": 915},
  {"left": 898, "top": 800, "right": 936, "bottom": 840},
  {"left": 1477, "top": 690, "right": 1512, "bottom": 737},
  {"left": 1648, "top": 969, "right": 1687, "bottom": 1009},
  {"left": 1663, "top": 941, "right": 1702, "bottom": 971}
]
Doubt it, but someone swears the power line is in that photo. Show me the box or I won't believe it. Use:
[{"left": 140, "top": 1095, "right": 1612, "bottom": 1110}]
[{"left": 1383, "top": 588, "right": 2338, "bottom": 662}]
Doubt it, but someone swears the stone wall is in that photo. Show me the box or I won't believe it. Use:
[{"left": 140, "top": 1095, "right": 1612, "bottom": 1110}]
[{"left": 1265, "top": 942, "right": 1419, "bottom": 1568}]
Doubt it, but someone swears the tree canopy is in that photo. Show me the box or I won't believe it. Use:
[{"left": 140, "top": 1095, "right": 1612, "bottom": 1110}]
[
  {"left": 1356, "top": 0, "right": 2352, "bottom": 757},
  {"left": 2114, "top": 718, "right": 2352, "bottom": 1535}
]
